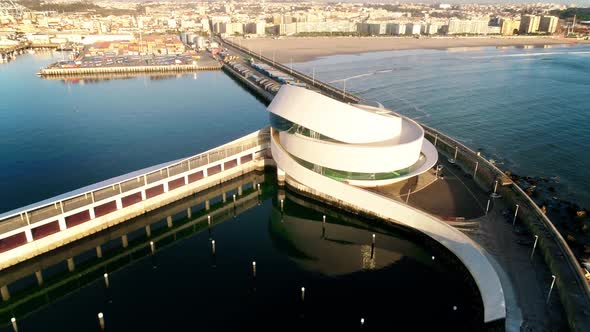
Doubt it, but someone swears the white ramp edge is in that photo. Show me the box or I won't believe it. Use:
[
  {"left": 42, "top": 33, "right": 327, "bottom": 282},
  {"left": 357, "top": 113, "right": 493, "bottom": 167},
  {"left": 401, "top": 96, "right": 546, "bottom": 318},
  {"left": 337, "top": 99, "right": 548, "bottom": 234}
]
[{"left": 271, "top": 130, "right": 506, "bottom": 323}]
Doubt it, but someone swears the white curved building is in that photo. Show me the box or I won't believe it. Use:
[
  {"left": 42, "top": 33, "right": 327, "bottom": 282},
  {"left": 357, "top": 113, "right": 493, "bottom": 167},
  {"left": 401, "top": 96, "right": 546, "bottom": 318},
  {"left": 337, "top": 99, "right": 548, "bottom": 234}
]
[
  {"left": 268, "top": 85, "right": 437, "bottom": 186},
  {"left": 268, "top": 85, "right": 506, "bottom": 324}
]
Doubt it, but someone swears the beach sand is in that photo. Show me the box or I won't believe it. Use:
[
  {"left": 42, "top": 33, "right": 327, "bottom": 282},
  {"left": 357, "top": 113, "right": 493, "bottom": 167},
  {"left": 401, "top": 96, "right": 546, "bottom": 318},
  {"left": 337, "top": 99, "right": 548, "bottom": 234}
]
[{"left": 228, "top": 36, "right": 590, "bottom": 63}]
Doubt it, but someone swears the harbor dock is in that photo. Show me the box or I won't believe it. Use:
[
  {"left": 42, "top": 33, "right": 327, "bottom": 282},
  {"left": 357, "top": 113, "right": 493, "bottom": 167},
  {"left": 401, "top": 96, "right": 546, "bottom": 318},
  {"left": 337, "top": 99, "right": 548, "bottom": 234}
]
[{"left": 38, "top": 63, "right": 222, "bottom": 76}]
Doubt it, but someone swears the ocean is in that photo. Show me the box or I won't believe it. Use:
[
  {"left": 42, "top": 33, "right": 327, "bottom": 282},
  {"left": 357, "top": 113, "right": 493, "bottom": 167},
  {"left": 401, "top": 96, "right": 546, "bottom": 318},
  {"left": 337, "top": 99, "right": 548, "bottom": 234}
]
[{"left": 294, "top": 44, "right": 590, "bottom": 208}]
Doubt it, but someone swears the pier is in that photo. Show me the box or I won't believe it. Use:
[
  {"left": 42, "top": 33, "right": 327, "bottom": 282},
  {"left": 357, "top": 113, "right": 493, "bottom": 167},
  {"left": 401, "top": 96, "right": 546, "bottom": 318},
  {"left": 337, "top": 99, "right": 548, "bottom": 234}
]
[
  {"left": 0, "top": 43, "right": 29, "bottom": 62},
  {"left": 0, "top": 171, "right": 268, "bottom": 324},
  {"left": 0, "top": 128, "right": 270, "bottom": 269},
  {"left": 38, "top": 63, "right": 222, "bottom": 76}
]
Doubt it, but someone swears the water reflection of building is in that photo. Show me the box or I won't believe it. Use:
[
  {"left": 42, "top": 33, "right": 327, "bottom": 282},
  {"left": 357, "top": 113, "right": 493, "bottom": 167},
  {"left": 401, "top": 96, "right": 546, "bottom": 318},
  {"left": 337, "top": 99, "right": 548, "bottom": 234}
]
[{"left": 268, "top": 193, "right": 438, "bottom": 277}]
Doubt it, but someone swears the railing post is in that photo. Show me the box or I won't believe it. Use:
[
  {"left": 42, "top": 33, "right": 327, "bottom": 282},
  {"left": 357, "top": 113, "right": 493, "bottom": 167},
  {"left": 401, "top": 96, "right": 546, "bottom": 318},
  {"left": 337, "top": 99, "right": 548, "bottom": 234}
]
[
  {"left": 58, "top": 216, "right": 67, "bottom": 231},
  {"left": 25, "top": 228, "right": 34, "bottom": 242}
]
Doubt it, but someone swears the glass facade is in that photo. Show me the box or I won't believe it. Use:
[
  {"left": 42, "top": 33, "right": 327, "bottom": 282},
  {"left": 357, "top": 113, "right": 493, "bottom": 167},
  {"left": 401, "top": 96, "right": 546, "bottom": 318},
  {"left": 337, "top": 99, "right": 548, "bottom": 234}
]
[
  {"left": 271, "top": 113, "right": 426, "bottom": 182},
  {"left": 269, "top": 113, "right": 339, "bottom": 142},
  {"left": 290, "top": 152, "right": 426, "bottom": 182}
]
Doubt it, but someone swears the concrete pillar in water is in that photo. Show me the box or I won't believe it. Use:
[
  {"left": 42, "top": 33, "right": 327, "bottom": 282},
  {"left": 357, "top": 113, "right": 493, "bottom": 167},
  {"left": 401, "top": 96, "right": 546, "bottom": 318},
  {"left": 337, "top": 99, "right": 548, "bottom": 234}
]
[
  {"left": 35, "top": 271, "right": 43, "bottom": 286},
  {"left": 167, "top": 216, "right": 173, "bottom": 228},
  {"left": 11, "top": 317, "right": 17, "bottom": 332},
  {"left": 98, "top": 312, "right": 105, "bottom": 331},
  {"left": 67, "top": 258, "right": 75, "bottom": 272},
  {"left": 277, "top": 167, "right": 286, "bottom": 186},
  {"left": 96, "top": 246, "right": 103, "bottom": 258},
  {"left": 238, "top": 185, "right": 242, "bottom": 196},
  {"left": 222, "top": 193, "right": 227, "bottom": 203},
  {"left": 122, "top": 235, "right": 128, "bottom": 248},
  {"left": 371, "top": 234, "right": 376, "bottom": 259},
  {"left": 145, "top": 225, "right": 151, "bottom": 237},
  {"left": 187, "top": 208, "right": 192, "bottom": 219},
  {"left": 1, "top": 285, "right": 10, "bottom": 301},
  {"left": 205, "top": 200, "right": 210, "bottom": 211}
]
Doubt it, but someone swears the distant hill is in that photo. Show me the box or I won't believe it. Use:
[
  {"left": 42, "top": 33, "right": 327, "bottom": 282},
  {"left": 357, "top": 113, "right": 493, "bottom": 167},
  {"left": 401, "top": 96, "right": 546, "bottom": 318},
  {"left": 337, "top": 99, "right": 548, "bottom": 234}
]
[{"left": 551, "top": 8, "right": 590, "bottom": 21}]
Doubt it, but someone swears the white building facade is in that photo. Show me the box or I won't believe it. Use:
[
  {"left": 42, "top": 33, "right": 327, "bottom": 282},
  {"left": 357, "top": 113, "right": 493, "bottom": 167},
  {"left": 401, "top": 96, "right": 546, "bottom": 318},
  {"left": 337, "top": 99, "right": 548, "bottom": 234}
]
[{"left": 268, "top": 85, "right": 437, "bottom": 187}]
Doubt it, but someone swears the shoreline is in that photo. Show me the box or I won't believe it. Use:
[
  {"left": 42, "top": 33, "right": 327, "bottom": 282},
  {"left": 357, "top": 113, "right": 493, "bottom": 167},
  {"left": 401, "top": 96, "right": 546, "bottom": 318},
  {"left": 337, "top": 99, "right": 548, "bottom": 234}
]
[{"left": 230, "top": 36, "right": 590, "bottom": 63}]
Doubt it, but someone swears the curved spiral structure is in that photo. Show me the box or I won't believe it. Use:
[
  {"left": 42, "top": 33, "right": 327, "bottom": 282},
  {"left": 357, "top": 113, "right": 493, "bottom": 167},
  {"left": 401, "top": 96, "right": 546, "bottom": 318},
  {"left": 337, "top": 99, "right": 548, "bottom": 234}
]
[
  {"left": 269, "top": 84, "right": 438, "bottom": 186},
  {"left": 268, "top": 85, "right": 506, "bottom": 324}
]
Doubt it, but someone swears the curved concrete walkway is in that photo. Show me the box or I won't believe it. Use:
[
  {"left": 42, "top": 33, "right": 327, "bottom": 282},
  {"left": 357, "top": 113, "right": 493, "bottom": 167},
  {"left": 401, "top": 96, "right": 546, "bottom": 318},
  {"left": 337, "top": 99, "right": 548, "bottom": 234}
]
[{"left": 271, "top": 130, "right": 506, "bottom": 323}]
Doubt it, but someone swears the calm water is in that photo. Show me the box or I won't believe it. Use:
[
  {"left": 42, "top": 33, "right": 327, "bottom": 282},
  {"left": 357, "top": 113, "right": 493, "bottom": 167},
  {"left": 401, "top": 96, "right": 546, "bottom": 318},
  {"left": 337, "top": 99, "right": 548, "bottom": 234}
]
[
  {"left": 294, "top": 44, "right": 590, "bottom": 208},
  {"left": 0, "top": 173, "right": 482, "bottom": 331},
  {"left": 0, "top": 51, "right": 268, "bottom": 213}
]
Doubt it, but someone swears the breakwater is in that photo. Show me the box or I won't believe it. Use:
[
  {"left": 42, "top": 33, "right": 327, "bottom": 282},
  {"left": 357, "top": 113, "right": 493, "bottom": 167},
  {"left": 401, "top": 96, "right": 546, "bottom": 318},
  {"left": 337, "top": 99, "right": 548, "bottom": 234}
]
[
  {"left": 38, "top": 63, "right": 222, "bottom": 76},
  {"left": 220, "top": 37, "right": 360, "bottom": 104},
  {"left": 422, "top": 126, "right": 590, "bottom": 330},
  {"left": 222, "top": 62, "right": 274, "bottom": 104}
]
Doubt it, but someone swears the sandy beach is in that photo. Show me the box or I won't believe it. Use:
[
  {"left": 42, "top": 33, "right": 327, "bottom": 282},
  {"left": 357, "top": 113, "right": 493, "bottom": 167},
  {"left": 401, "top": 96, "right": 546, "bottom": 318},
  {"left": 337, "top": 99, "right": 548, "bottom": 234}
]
[{"left": 229, "top": 36, "right": 590, "bottom": 63}]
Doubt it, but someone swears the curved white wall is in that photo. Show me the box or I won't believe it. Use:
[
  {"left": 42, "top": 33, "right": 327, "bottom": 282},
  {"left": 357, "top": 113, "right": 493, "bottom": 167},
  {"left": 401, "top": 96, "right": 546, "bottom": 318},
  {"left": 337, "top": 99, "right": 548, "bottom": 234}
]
[
  {"left": 269, "top": 85, "right": 402, "bottom": 144},
  {"left": 268, "top": 85, "right": 436, "bottom": 186},
  {"left": 279, "top": 129, "right": 423, "bottom": 173},
  {"left": 270, "top": 129, "right": 506, "bottom": 323}
]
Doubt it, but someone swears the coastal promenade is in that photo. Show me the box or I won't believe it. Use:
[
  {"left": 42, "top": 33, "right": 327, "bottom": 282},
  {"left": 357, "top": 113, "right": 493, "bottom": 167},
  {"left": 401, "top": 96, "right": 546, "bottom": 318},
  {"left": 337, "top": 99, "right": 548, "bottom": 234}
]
[{"left": 422, "top": 125, "right": 590, "bottom": 330}]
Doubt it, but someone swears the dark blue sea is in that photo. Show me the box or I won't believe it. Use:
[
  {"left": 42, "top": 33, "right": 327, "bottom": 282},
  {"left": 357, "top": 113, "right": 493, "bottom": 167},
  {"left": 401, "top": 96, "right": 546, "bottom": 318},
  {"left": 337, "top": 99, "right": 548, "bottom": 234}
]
[{"left": 294, "top": 44, "right": 590, "bottom": 209}]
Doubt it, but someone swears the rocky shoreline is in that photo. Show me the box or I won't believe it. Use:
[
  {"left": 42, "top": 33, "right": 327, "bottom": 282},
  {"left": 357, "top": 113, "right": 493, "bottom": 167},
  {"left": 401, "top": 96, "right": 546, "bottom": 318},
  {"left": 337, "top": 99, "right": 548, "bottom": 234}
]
[{"left": 505, "top": 171, "right": 590, "bottom": 274}]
